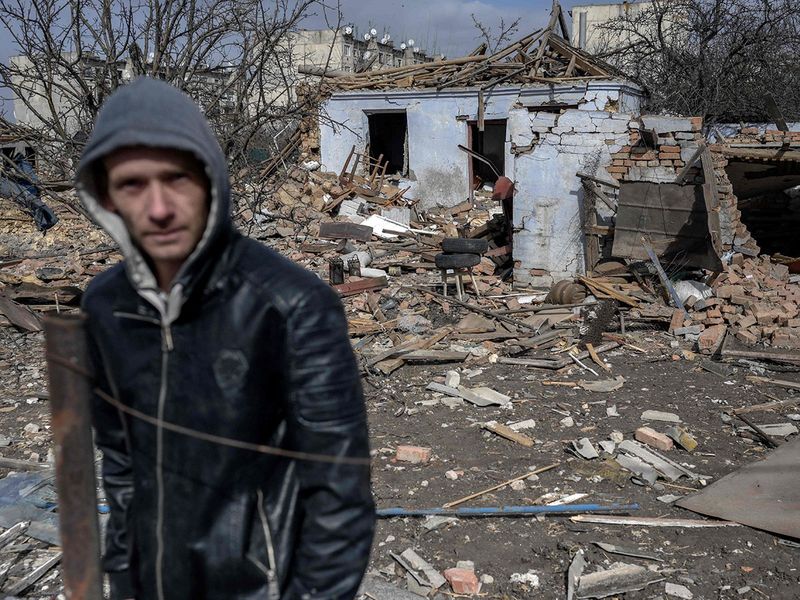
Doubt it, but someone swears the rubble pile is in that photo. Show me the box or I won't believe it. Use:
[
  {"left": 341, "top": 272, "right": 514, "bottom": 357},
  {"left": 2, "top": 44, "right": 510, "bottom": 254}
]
[{"left": 700, "top": 256, "right": 800, "bottom": 349}]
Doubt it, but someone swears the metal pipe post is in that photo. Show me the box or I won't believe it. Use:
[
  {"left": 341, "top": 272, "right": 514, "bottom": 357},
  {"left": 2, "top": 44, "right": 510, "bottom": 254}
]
[{"left": 45, "top": 314, "right": 103, "bottom": 600}]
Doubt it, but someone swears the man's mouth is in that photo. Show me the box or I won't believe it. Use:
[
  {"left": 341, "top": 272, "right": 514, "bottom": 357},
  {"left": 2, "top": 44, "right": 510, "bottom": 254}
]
[{"left": 145, "top": 228, "right": 184, "bottom": 242}]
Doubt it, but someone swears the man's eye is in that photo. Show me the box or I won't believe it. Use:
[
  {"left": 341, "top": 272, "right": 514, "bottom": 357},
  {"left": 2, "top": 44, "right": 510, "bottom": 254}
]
[
  {"left": 167, "top": 172, "right": 189, "bottom": 182},
  {"left": 117, "top": 179, "right": 142, "bottom": 190}
]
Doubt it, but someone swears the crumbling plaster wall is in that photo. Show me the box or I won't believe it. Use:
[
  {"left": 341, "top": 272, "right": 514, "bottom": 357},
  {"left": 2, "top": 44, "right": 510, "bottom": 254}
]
[
  {"left": 320, "top": 88, "right": 513, "bottom": 207},
  {"left": 319, "top": 81, "right": 644, "bottom": 214},
  {"left": 509, "top": 83, "right": 645, "bottom": 288}
]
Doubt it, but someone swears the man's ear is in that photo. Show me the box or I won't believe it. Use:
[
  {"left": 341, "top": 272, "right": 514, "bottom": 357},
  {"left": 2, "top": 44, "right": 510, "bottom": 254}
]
[
  {"left": 99, "top": 193, "right": 117, "bottom": 213},
  {"left": 93, "top": 161, "right": 117, "bottom": 212}
]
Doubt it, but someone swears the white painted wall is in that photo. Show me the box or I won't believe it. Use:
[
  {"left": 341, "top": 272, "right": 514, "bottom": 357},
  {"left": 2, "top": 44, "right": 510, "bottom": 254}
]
[{"left": 319, "top": 81, "right": 645, "bottom": 287}]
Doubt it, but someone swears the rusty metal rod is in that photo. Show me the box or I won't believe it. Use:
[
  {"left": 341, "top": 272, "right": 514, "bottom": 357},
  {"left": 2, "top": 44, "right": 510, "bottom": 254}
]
[{"left": 44, "top": 314, "right": 103, "bottom": 600}]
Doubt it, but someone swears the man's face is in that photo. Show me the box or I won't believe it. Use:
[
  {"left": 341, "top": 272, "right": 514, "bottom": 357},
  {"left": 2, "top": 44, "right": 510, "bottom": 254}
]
[{"left": 102, "top": 147, "right": 209, "bottom": 283}]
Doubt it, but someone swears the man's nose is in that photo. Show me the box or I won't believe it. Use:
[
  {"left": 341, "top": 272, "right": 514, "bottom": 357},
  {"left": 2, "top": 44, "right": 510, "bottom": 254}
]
[{"left": 147, "top": 182, "right": 173, "bottom": 222}]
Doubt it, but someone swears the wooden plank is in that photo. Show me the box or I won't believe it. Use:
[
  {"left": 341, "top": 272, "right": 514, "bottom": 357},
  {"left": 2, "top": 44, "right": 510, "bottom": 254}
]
[
  {"left": 374, "top": 329, "right": 453, "bottom": 374},
  {"left": 332, "top": 276, "right": 388, "bottom": 297},
  {"left": 571, "top": 515, "right": 739, "bottom": 528},
  {"left": 0, "top": 522, "right": 29, "bottom": 551},
  {"left": 586, "top": 343, "right": 611, "bottom": 372},
  {"left": 482, "top": 421, "right": 535, "bottom": 447},
  {"left": 0, "top": 456, "right": 51, "bottom": 472},
  {"left": 577, "top": 277, "right": 639, "bottom": 307},
  {"left": 577, "top": 171, "right": 621, "bottom": 189},
  {"left": 318, "top": 222, "right": 373, "bottom": 242},
  {"left": 416, "top": 287, "right": 540, "bottom": 332},
  {"left": 0, "top": 295, "right": 41, "bottom": 332},
  {"left": 442, "top": 463, "right": 560, "bottom": 508},
  {"left": 765, "top": 93, "right": 789, "bottom": 132},
  {"left": 721, "top": 347, "right": 800, "bottom": 365},
  {"left": 3, "top": 552, "right": 62, "bottom": 596},
  {"left": 674, "top": 142, "right": 706, "bottom": 184},
  {"left": 583, "top": 187, "right": 599, "bottom": 270},
  {"left": 745, "top": 376, "right": 800, "bottom": 392},
  {"left": 367, "top": 329, "right": 451, "bottom": 367},
  {"left": 401, "top": 350, "right": 469, "bottom": 363}
]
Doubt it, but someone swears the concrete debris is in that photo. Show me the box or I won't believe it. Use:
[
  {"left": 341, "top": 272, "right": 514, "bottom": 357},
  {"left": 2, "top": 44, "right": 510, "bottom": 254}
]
[
  {"left": 641, "top": 410, "right": 682, "bottom": 423},
  {"left": 576, "top": 562, "right": 663, "bottom": 599},
  {"left": 572, "top": 438, "right": 599, "bottom": 459},
  {"left": 509, "top": 570, "right": 540, "bottom": 587},
  {"left": 665, "top": 582, "right": 694, "bottom": 599},
  {"left": 577, "top": 376, "right": 625, "bottom": 393}
]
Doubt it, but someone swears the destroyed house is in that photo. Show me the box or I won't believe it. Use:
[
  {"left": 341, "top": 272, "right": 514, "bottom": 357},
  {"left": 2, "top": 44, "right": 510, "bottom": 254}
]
[{"left": 313, "top": 9, "right": 652, "bottom": 287}]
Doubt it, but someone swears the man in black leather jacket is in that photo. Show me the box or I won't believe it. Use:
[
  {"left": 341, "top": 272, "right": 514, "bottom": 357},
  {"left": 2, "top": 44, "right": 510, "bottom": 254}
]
[{"left": 75, "top": 77, "right": 375, "bottom": 599}]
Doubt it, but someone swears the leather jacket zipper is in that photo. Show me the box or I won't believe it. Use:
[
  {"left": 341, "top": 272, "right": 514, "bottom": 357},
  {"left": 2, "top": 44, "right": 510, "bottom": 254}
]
[
  {"left": 155, "top": 322, "right": 172, "bottom": 600},
  {"left": 256, "top": 489, "right": 281, "bottom": 599}
]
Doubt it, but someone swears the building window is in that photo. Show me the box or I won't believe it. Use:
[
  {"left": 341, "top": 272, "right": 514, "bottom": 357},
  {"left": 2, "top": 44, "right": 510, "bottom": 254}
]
[
  {"left": 367, "top": 111, "right": 408, "bottom": 176},
  {"left": 344, "top": 44, "right": 351, "bottom": 57}
]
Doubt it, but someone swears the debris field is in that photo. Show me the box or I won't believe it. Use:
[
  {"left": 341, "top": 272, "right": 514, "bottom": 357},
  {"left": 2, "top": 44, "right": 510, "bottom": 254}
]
[{"left": 1, "top": 164, "right": 799, "bottom": 599}]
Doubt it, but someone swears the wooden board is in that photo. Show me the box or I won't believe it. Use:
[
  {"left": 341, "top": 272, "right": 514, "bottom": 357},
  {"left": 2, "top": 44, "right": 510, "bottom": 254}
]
[
  {"left": 611, "top": 182, "right": 722, "bottom": 271},
  {"left": 318, "top": 222, "right": 373, "bottom": 242}
]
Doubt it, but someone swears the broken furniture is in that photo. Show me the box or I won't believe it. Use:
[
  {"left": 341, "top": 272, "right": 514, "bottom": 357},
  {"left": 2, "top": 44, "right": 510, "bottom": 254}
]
[
  {"left": 338, "top": 144, "right": 387, "bottom": 198},
  {"left": 435, "top": 238, "right": 488, "bottom": 301}
]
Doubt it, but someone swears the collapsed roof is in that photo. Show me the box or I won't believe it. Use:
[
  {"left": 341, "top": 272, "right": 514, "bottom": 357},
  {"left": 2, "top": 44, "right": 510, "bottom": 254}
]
[{"left": 307, "top": 2, "right": 624, "bottom": 92}]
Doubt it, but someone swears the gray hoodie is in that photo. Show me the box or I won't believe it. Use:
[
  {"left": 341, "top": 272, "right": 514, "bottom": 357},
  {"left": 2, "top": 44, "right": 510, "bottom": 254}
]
[{"left": 75, "top": 77, "right": 232, "bottom": 325}]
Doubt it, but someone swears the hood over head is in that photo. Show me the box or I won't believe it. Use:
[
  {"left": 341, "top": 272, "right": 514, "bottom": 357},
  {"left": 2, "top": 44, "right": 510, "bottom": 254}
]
[{"left": 76, "top": 77, "right": 232, "bottom": 321}]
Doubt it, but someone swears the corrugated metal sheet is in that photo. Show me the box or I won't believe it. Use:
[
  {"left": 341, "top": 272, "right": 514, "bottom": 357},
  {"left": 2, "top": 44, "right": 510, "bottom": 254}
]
[{"left": 612, "top": 182, "right": 722, "bottom": 271}]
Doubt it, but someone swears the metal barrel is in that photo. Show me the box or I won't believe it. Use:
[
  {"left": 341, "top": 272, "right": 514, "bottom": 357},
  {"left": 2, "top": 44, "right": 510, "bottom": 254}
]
[{"left": 44, "top": 314, "right": 103, "bottom": 599}]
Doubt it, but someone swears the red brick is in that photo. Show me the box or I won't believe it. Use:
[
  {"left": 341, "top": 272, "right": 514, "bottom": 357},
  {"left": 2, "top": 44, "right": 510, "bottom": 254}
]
[
  {"left": 444, "top": 568, "right": 481, "bottom": 595},
  {"left": 730, "top": 295, "right": 750, "bottom": 307},
  {"left": 707, "top": 308, "right": 722, "bottom": 319},
  {"left": 703, "top": 317, "right": 725, "bottom": 325},
  {"left": 715, "top": 285, "right": 744, "bottom": 299},
  {"left": 698, "top": 324, "right": 727, "bottom": 354},
  {"left": 395, "top": 445, "right": 432, "bottom": 464},
  {"left": 735, "top": 329, "right": 758, "bottom": 345},
  {"left": 635, "top": 427, "right": 674, "bottom": 451}
]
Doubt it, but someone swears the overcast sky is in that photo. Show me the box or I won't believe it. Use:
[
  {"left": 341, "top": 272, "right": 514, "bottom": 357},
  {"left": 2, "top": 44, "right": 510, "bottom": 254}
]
[{"left": 0, "top": 0, "right": 603, "bottom": 119}]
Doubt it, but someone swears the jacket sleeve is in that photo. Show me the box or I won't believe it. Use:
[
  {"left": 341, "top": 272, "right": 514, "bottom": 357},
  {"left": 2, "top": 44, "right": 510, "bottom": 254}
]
[
  {"left": 86, "top": 325, "right": 136, "bottom": 600},
  {"left": 281, "top": 284, "right": 375, "bottom": 599}
]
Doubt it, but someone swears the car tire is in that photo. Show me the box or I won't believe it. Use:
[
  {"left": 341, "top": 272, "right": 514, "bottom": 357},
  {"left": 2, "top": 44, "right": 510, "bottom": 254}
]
[
  {"left": 435, "top": 253, "right": 482, "bottom": 269},
  {"left": 440, "top": 238, "right": 489, "bottom": 254}
]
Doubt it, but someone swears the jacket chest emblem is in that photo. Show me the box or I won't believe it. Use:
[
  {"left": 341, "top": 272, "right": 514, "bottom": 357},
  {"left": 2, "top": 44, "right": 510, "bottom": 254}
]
[{"left": 213, "top": 349, "right": 249, "bottom": 397}]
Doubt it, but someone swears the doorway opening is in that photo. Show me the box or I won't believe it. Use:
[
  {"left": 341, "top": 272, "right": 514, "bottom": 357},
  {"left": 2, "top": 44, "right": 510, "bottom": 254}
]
[
  {"left": 468, "top": 120, "right": 506, "bottom": 187},
  {"left": 367, "top": 111, "right": 408, "bottom": 175}
]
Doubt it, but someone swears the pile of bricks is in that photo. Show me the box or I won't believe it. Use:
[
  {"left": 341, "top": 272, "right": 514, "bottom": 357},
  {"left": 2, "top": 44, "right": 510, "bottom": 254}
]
[{"left": 670, "top": 255, "right": 800, "bottom": 351}]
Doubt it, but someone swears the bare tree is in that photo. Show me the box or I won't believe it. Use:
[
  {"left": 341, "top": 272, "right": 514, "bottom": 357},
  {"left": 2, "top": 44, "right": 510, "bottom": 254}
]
[
  {"left": 0, "top": 0, "right": 331, "bottom": 186},
  {"left": 592, "top": 0, "right": 800, "bottom": 122},
  {"left": 470, "top": 13, "right": 521, "bottom": 54}
]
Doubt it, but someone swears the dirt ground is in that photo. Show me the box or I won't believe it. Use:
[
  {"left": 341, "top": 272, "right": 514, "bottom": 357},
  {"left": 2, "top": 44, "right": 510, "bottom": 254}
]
[
  {"left": 1, "top": 199, "right": 799, "bottom": 598},
  {"left": 364, "top": 338, "right": 800, "bottom": 599}
]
